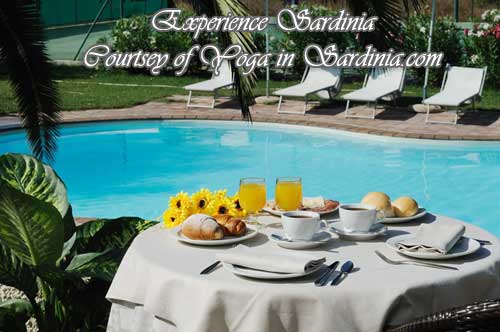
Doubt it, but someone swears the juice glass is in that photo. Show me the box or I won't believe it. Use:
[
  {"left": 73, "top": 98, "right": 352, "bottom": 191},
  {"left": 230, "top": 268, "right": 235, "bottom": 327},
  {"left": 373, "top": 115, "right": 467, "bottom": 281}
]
[
  {"left": 239, "top": 177, "right": 266, "bottom": 224},
  {"left": 275, "top": 177, "right": 302, "bottom": 211}
]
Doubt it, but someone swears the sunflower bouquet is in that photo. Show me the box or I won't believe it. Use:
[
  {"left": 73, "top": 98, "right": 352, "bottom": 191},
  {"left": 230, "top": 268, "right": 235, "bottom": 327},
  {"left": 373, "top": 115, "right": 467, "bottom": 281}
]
[{"left": 162, "top": 188, "right": 246, "bottom": 228}]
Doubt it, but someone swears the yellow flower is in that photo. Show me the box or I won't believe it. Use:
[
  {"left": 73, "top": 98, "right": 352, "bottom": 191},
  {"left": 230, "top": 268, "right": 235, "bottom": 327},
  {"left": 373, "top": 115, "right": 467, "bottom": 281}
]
[
  {"left": 231, "top": 194, "right": 247, "bottom": 217},
  {"left": 212, "top": 189, "right": 228, "bottom": 200},
  {"left": 208, "top": 196, "right": 237, "bottom": 216},
  {"left": 163, "top": 209, "right": 182, "bottom": 228},
  {"left": 191, "top": 188, "right": 212, "bottom": 214},
  {"left": 169, "top": 191, "right": 192, "bottom": 213}
]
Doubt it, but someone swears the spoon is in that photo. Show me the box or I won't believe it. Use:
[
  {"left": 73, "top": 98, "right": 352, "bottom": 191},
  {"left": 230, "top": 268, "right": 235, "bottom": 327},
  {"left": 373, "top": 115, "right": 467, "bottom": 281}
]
[
  {"left": 330, "top": 261, "right": 354, "bottom": 286},
  {"left": 271, "top": 234, "right": 292, "bottom": 242}
]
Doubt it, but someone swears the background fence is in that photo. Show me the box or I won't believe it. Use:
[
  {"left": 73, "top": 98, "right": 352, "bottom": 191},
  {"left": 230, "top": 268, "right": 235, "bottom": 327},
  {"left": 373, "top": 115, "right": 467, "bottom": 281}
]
[{"left": 37, "top": 0, "right": 168, "bottom": 27}]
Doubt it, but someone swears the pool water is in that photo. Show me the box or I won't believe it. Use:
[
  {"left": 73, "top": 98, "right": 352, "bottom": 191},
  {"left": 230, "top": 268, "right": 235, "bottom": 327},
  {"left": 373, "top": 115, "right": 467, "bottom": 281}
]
[{"left": 1, "top": 120, "right": 499, "bottom": 235}]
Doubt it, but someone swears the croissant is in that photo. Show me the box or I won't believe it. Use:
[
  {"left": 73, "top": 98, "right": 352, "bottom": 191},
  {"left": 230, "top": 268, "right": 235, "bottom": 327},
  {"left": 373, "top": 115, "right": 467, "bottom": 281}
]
[
  {"left": 181, "top": 214, "right": 224, "bottom": 240},
  {"left": 214, "top": 214, "right": 247, "bottom": 236}
]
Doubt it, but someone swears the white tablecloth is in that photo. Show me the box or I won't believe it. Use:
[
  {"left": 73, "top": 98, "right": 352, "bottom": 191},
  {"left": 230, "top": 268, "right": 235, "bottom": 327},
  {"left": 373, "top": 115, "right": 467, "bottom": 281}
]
[{"left": 106, "top": 214, "right": 500, "bottom": 332}]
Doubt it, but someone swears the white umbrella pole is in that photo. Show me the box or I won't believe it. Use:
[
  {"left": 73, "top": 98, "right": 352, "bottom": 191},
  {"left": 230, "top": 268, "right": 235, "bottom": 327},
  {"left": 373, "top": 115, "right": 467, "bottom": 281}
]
[
  {"left": 423, "top": 0, "right": 437, "bottom": 99},
  {"left": 265, "top": 0, "right": 270, "bottom": 97}
]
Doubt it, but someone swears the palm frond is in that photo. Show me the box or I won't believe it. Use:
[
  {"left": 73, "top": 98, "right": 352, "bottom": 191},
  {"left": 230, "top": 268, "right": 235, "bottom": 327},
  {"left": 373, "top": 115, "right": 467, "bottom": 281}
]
[
  {"left": 177, "top": 0, "right": 257, "bottom": 120},
  {"left": 346, "top": 0, "right": 423, "bottom": 50},
  {"left": 0, "top": 1, "right": 61, "bottom": 162}
]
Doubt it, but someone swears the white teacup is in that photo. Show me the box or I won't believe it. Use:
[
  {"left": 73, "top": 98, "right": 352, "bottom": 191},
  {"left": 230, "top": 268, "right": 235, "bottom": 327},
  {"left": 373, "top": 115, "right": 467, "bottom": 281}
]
[
  {"left": 281, "top": 211, "right": 323, "bottom": 241},
  {"left": 339, "top": 203, "right": 377, "bottom": 232}
]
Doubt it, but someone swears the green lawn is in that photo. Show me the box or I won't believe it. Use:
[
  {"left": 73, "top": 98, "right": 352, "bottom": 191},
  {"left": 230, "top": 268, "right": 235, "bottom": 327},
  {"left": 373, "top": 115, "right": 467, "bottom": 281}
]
[{"left": 0, "top": 66, "right": 499, "bottom": 114}]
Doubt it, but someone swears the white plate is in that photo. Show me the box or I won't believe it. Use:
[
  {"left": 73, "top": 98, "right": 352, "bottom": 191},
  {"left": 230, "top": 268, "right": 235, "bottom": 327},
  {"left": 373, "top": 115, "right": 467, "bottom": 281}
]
[
  {"left": 331, "top": 223, "right": 387, "bottom": 241},
  {"left": 169, "top": 225, "right": 258, "bottom": 246},
  {"left": 223, "top": 262, "right": 324, "bottom": 280},
  {"left": 263, "top": 198, "right": 340, "bottom": 216},
  {"left": 386, "top": 234, "right": 481, "bottom": 260},
  {"left": 269, "top": 231, "right": 332, "bottom": 250},
  {"left": 381, "top": 208, "right": 427, "bottom": 224}
]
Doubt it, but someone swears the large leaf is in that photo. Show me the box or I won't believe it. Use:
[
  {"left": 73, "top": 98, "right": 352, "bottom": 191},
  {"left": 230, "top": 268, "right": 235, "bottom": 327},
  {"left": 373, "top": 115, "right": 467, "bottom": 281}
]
[
  {"left": 69, "top": 218, "right": 154, "bottom": 282},
  {"left": 39, "top": 278, "right": 110, "bottom": 332},
  {"left": 0, "top": 299, "right": 33, "bottom": 332},
  {"left": 0, "top": 153, "right": 68, "bottom": 217},
  {"left": 61, "top": 204, "right": 76, "bottom": 241},
  {"left": 0, "top": 244, "right": 37, "bottom": 298},
  {"left": 75, "top": 217, "right": 154, "bottom": 253},
  {"left": 66, "top": 250, "right": 123, "bottom": 282},
  {"left": 0, "top": 153, "right": 74, "bottom": 241},
  {"left": 0, "top": 179, "right": 64, "bottom": 267}
]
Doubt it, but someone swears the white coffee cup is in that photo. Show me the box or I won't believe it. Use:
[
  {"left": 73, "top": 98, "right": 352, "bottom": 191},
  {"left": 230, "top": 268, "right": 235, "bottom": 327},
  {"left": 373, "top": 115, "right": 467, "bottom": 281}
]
[
  {"left": 281, "top": 211, "right": 323, "bottom": 241},
  {"left": 339, "top": 203, "right": 377, "bottom": 232}
]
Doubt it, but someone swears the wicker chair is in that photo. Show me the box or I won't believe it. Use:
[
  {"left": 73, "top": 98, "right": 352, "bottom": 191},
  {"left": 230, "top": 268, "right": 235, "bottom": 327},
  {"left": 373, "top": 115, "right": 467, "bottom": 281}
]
[{"left": 385, "top": 299, "right": 500, "bottom": 332}]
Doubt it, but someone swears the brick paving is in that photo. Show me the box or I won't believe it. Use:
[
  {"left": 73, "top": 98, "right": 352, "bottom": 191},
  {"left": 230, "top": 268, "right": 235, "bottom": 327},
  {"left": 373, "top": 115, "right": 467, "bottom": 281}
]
[{"left": 1, "top": 96, "right": 500, "bottom": 140}]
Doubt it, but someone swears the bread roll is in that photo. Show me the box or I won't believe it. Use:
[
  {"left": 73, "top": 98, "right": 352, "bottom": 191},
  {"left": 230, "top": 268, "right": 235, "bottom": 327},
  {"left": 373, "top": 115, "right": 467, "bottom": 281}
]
[
  {"left": 392, "top": 196, "right": 418, "bottom": 217},
  {"left": 181, "top": 214, "right": 224, "bottom": 240},
  {"left": 214, "top": 214, "right": 246, "bottom": 236},
  {"left": 361, "top": 192, "right": 394, "bottom": 217}
]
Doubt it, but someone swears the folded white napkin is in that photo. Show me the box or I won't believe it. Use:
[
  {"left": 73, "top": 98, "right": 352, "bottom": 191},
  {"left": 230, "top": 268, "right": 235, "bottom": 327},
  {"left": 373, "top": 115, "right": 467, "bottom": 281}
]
[
  {"left": 397, "top": 222, "right": 465, "bottom": 254},
  {"left": 216, "top": 245, "right": 326, "bottom": 274}
]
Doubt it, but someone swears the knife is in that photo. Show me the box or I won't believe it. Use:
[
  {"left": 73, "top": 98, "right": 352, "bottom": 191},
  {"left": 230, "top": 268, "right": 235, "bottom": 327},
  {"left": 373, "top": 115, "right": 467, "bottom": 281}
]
[
  {"left": 314, "top": 261, "right": 339, "bottom": 286},
  {"left": 331, "top": 261, "right": 354, "bottom": 286},
  {"left": 472, "top": 238, "right": 492, "bottom": 246},
  {"left": 200, "top": 261, "right": 221, "bottom": 275}
]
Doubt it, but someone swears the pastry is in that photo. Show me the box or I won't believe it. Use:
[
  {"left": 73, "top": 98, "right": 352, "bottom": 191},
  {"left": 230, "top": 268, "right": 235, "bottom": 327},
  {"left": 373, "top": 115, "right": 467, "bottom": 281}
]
[
  {"left": 361, "top": 192, "right": 394, "bottom": 217},
  {"left": 214, "top": 214, "right": 247, "bottom": 236},
  {"left": 392, "top": 196, "right": 418, "bottom": 217},
  {"left": 302, "top": 197, "right": 325, "bottom": 209},
  {"left": 181, "top": 214, "right": 224, "bottom": 240},
  {"left": 305, "top": 199, "right": 339, "bottom": 212},
  {"left": 269, "top": 198, "right": 338, "bottom": 212}
]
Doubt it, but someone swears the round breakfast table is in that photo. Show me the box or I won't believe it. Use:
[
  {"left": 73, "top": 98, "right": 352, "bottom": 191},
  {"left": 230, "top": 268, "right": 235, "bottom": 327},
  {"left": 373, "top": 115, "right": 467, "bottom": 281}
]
[{"left": 106, "top": 213, "right": 500, "bottom": 332}]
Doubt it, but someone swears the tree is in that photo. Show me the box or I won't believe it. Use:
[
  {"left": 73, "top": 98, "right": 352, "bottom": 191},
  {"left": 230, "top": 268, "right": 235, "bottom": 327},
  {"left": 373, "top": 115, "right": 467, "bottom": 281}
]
[{"left": 0, "top": 1, "right": 60, "bottom": 162}]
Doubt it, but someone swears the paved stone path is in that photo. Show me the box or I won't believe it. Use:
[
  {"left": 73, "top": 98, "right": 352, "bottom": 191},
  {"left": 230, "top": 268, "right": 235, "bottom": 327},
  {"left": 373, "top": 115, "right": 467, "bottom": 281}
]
[{"left": 1, "top": 96, "right": 500, "bottom": 140}]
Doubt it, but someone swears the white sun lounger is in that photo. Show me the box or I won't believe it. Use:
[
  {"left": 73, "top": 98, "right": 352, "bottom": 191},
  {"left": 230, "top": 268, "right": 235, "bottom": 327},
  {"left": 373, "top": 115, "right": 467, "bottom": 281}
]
[
  {"left": 184, "top": 60, "right": 234, "bottom": 110},
  {"left": 423, "top": 66, "right": 488, "bottom": 125},
  {"left": 273, "top": 66, "right": 343, "bottom": 115},
  {"left": 343, "top": 67, "right": 406, "bottom": 119}
]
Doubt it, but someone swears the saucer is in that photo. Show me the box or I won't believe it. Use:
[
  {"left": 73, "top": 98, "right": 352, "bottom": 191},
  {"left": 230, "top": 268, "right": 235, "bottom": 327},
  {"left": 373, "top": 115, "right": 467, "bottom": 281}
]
[
  {"left": 381, "top": 208, "right": 427, "bottom": 224},
  {"left": 330, "top": 223, "right": 387, "bottom": 241},
  {"left": 386, "top": 235, "right": 481, "bottom": 260},
  {"left": 269, "top": 231, "right": 332, "bottom": 250},
  {"left": 223, "top": 262, "right": 324, "bottom": 279}
]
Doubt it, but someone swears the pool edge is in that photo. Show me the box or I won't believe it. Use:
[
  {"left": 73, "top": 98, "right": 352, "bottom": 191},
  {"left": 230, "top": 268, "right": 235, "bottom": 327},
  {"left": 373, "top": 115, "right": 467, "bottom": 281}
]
[{"left": 2, "top": 111, "right": 500, "bottom": 143}]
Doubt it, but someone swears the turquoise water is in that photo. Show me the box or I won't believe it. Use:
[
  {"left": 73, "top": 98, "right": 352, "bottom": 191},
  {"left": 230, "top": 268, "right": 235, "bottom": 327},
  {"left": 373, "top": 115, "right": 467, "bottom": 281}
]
[{"left": 1, "top": 120, "right": 499, "bottom": 235}]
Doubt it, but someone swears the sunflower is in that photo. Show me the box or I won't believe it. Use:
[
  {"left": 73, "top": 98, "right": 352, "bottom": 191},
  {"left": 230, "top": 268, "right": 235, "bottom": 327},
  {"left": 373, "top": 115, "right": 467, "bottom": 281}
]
[
  {"left": 208, "top": 196, "right": 237, "bottom": 216},
  {"left": 191, "top": 188, "right": 212, "bottom": 214},
  {"left": 212, "top": 189, "right": 228, "bottom": 200},
  {"left": 169, "top": 191, "right": 192, "bottom": 213},
  {"left": 163, "top": 208, "right": 184, "bottom": 228},
  {"left": 231, "top": 194, "right": 247, "bottom": 217}
]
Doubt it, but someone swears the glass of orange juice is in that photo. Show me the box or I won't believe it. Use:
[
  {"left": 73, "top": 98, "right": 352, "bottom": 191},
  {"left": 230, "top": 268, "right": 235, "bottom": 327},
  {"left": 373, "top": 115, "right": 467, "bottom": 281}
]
[
  {"left": 275, "top": 177, "right": 302, "bottom": 211},
  {"left": 239, "top": 177, "right": 266, "bottom": 224}
]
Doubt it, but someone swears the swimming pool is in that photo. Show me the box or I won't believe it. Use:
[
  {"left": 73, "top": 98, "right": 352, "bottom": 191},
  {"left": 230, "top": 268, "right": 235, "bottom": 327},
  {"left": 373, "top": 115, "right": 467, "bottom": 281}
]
[{"left": 1, "top": 120, "right": 499, "bottom": 235}]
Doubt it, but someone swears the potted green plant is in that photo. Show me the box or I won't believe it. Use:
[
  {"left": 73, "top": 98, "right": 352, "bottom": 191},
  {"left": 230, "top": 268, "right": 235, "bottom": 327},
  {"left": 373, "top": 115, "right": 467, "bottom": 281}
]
[{"left": 0, "top": 153, "right": 154, "bottom": 332}]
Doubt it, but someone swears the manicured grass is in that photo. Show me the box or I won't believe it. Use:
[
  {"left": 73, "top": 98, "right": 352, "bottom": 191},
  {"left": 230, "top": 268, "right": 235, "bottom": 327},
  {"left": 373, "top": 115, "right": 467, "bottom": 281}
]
[{"left": 0, "top": 66, "right": 499, "bottom": 114}]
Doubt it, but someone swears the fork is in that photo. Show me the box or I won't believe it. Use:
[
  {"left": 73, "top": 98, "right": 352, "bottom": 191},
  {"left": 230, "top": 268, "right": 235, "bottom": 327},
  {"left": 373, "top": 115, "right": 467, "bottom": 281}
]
[{"left": 374, "top": 250, "right": 458, "bottom": 270}]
